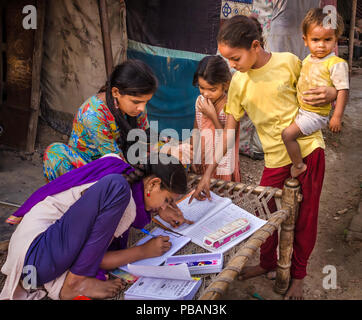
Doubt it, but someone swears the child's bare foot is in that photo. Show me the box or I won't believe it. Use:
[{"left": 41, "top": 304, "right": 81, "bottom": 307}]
[
  {"left": 6, "top": 215, "right": 23, "bottom": 225},
  {"left": 284, "top": 278, "right": 304, "bottom": 300},
  {"left": 238, "top": 265, "right": 270, "bottom": 280},
  {"left": 60, "top": 271, "right": 125, "bottom": 300},
  {"left": 290, "top": 163, "right": 307, "bottom": 178}
]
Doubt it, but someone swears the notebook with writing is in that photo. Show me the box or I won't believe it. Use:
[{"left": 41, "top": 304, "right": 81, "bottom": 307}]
[
  {"left": 154, "top": 191, "right": 267, "bottom": 253},
  {"left": 118, "top": 227, "right": 191, "bottom": 273},
  {"left": 124, "top": 264, "right": 202, "bottom": 300}
]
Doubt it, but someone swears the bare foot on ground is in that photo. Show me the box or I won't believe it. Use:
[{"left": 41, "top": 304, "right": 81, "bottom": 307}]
[
  {"left": 60, "top": 271, "right": 125, "bottom": 300},
  {"left": 284, "top": 278, "right": 304, "bottom": 300},
  {"left": 238, "top": 265, "right": 270, "bottom": 280},
  {"left": 290, "top": 163, "right": 307, "bottom": 178}
]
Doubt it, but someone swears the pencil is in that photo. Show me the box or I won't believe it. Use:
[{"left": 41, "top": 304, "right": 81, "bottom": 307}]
[{"left": 151, "top": 218, "right": 184, "bottom": 237}]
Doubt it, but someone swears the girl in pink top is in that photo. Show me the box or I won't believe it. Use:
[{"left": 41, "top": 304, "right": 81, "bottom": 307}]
[{"left": 191, "top": 56, "right": 241, "bottom": 182}]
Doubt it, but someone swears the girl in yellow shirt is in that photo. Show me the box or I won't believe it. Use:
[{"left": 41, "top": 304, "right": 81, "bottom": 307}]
[{"left": 190, "top": 15, "right": 337, "bottom": 300}]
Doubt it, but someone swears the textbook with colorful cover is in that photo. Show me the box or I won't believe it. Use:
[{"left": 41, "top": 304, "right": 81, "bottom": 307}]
[
  {"left": 154, "top": 191, "right": 267, "bottom": 253},
  {"left": 124, "top": 264, "right": 202, "bottom": 300}
]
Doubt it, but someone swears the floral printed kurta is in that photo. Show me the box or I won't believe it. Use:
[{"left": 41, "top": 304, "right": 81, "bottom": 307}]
[{"left": 43, "top": 95, "right": 149, "bottom": 181}]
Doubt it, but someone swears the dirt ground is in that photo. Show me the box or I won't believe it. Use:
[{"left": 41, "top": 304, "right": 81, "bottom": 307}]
[{"left": 0, "top": 73, "right": 361, "bottom": 300}]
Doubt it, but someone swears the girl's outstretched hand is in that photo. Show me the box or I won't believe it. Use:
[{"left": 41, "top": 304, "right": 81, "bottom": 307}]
[
  {"left": 188, "top": 172, "right": 212, "bottom": 204},
  {"left": 141, "top": 236, "right": 171, "bottom": 258}
]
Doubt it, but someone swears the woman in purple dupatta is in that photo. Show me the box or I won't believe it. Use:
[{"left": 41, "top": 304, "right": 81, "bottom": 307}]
[{"left": 0, "top": 154, "right": 190, "bottom": 300}]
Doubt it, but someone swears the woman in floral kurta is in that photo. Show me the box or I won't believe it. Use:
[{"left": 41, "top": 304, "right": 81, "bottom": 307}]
[
  {"left": 42, "top": 60, "right": 157, "bottom": 182},
  {"left": 43, "top": 94, "right": 150, "bottom": 181}
]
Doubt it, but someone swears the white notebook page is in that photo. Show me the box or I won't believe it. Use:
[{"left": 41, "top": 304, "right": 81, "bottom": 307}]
[
  {"left": 119, "top": 228, "right": 191, "bottom": 272},
  {"left": 155, "top": 191, "right": 232, "bottom": 233},
  {"left": 184, "top": 203, "right": 267, "bottom": 253}
]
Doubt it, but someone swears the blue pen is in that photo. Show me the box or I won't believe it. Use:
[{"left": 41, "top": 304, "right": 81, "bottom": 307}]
[{"left": 140, "top": 228, "right": 157, "bottom": 238}]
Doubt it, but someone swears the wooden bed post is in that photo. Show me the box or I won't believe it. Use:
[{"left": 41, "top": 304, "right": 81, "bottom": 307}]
[
  {"left": 274, "top": 178, "right": 301, "bottom": 294},
  {"left": 26, "top": 0, "right": 46, "bottom": 153}
]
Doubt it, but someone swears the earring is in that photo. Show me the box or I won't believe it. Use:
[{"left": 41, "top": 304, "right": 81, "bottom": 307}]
[
  {"left": 113, "top": 97, "right": 118, "bottom": 109},
  {"left": 147, "top": 191, "right": 150, "bottom": 197}
]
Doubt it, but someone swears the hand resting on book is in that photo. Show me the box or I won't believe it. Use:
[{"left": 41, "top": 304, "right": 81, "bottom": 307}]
[{"left": 158, "top": 203, "right": 194, "bottom": 228}]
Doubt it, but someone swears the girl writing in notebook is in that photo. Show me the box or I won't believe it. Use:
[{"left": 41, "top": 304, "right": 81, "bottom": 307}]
[
  {"left": 191, "top": 55, "right": 241, "bottom": 182},
  {"left": 190, "top": 15, "right": 338, "bottom": 299},
  {"left": 1, "top": 154, "right": 190, "bottom": 300}
]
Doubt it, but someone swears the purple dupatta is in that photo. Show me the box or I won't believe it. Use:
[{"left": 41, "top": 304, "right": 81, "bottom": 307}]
[{"left": 12, "top": 155, "right": 151, "bottom": 229}]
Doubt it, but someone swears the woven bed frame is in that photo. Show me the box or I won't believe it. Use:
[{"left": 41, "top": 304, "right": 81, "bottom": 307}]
[
  {"left": 124, "top": 174, "right": 302, "bottom": 300},
  {"left": 0, "top": 174, "right": 302, "bottom": 300}
]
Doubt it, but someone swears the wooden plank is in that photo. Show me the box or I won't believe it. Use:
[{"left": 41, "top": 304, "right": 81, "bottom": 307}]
[
  {"left": 348, "top": 0, "right": 357, "bottom": 75},
  {"left": 0, "top": 0, "right": 43, "bottom": 150},
  {"left": 25, "top": 0, "right": 46, "bottom": 153},
  {"left": 0, "top": 1, "right": 34, "bottom": 149},
  {"left": 4, "top": 2, "right": 34, "bottom": 110},
  {"left": 98, "top": 0, "right": 113, "bottom": 78},
  {"left": 119, "top": 0, "right": 128, "bottom": 63}
]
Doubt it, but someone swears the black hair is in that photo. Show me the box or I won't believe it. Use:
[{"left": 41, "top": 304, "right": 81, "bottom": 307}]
[
  {"left": 99, "top": 60, "right": 158, "bottom": 159},
  {"left": 192, "top": 55, "right": 231, "bottom": 87},
  {"left": 217, "top": 15, "right": 264, "bottom": 49},
  {"left": 302, "top": 7, "right": 344, "bottom": 38},
  {"left": 124, "top": 153, "right": 188, "bottom": 195}
]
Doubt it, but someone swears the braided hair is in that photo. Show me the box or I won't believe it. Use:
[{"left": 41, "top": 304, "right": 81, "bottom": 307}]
[
  {"left": 124, "top": 154, "right": 188, "bottom": 195},
  {"left": 99, "top": 60, "right": 158, "bottom": 160}
]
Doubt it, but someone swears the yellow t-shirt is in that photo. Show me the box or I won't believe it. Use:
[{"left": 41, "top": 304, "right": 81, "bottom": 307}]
[
  {"left": 297, "top": 53, "right": 349, "bottom": 116},
  {"left": 225, "top": 52, "right": 325, "bottom": 168}
]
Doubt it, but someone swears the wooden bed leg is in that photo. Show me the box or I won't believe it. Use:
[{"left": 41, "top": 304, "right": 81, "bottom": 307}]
[{"left": 274, "top": 178, "right": 301, "bottom": 295}]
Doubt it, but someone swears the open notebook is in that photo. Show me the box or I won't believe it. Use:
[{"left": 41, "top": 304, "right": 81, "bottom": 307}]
[
  {"left": 154, "top": 191, "right": 267, "bottom": 253},
  {"left": 118, "top": 227, "right": 191, "bottom": 273},
  {"left": 124, "top": 264, "right": 202, "bottom": 300}
]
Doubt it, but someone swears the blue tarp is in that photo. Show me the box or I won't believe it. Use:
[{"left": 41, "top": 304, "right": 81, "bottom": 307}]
[
  {"left": 128, "top": 43, "right": 205, "bottom": 138},
  {"left": 125, "top": 0, "right": 221, "bottom": 138}
]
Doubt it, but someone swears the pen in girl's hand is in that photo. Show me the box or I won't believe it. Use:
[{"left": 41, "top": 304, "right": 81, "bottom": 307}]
[{"left": 140, "top": 228, "right": 157, "bottom": 238}]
